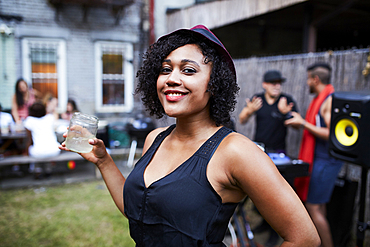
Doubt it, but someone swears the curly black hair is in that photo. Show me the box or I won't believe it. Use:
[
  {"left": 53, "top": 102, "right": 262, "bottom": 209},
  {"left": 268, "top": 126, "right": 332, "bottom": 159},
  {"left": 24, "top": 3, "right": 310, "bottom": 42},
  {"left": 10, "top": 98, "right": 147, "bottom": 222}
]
[{"left": 135, "top": 31, "right": 239, "bottom": 127}]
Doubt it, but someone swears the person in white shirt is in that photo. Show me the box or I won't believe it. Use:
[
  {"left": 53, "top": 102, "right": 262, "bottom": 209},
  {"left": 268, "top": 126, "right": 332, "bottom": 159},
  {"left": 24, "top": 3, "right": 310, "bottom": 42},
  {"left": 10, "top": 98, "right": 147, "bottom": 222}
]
[
  {"left": 0, "top": 104, "right": 15, "bottom": 133},
  {"left": 23, "top": 102, "right": 60, "bottom": 178}
]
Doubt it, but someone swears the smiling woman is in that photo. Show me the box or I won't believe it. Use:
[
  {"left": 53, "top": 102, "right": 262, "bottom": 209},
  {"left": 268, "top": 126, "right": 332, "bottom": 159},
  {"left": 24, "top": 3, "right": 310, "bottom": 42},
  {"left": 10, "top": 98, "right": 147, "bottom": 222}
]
[
  {"left": 155, "top": 44, "right": 213, "bottom": 118},
  {"left": 59, "top": 25, "right": 320, "bottom": 247},
  {"left": 136, "top": 26, "right": 238, "bottom": 127}
]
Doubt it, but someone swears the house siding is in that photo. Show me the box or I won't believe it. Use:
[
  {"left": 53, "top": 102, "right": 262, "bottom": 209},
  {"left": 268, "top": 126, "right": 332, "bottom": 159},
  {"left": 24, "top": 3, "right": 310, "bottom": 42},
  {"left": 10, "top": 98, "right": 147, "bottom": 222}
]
[{"left": 0, "top": 0, "right": 145, "bottom": 116}]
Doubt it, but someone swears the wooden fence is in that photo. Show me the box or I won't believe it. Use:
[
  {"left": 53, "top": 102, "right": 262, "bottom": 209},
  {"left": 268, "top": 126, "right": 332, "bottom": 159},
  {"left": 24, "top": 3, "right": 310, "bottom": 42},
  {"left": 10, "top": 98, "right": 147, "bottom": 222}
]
[{"left": 233, "top": 48, "right": 370, "bottom": 158}]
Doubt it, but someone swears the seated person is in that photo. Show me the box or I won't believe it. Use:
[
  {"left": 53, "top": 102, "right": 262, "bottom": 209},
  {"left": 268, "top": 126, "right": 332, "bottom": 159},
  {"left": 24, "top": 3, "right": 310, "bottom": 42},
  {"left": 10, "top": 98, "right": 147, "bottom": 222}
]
[
  {"left": 60, "top": 99, "right": 79, "bottom": 121},
  {"left": 24, "top": 102, "right": 60, "bottom": 178},
  {"left": 42, "top": 92, "right": 59, "bottom": 120},
  {"left": 11, "top": 78, "right": 40, "bottom": 124},
  {"left": 0, "top": 104, "right": 19, "bottom": 169},
  {"left": 0, "top": 104, "right": 15, "bottom": 133}
]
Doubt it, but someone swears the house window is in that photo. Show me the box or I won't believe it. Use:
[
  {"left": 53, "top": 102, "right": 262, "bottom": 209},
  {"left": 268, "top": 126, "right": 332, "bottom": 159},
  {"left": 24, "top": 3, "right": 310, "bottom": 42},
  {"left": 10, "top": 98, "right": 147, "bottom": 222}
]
[
  {"left": 30, "top": 45, "right": 58, "bottom": 96},
  {"left": 95, "top": 41, "right": 134, "bottom": 113},
  {"left": 22, "top": 38, "right": 67, "bottom": 112}
]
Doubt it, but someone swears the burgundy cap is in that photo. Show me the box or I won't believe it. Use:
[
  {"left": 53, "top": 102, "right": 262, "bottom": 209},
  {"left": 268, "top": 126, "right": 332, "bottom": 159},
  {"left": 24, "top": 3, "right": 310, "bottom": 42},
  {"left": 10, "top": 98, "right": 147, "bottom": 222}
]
[{"left": 158, "top": 25, "right": 236, "bottom": 81}]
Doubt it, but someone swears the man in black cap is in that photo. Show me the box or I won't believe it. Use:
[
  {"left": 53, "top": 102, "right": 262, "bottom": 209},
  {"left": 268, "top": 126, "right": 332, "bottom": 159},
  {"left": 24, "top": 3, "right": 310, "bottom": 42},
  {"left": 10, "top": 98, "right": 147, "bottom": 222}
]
[
  {"left": 238, "top": 70, "right": 298, "bottom": 246},
  {"left": 239, "top": 70, "right": 298, "bottom": 153}
]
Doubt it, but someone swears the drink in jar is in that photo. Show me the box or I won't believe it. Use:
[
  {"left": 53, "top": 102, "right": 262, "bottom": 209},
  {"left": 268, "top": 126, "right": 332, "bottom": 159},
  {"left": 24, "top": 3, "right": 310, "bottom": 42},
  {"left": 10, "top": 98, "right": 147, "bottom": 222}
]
[{"left": 65, "top": 112, "right": 99, "bottom": 153}]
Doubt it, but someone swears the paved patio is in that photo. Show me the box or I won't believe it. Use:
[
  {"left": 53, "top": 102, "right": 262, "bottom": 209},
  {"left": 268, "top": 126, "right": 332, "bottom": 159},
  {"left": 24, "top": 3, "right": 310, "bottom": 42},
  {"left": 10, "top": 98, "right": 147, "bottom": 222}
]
[{"left": 0, "top": 155, "right": 134, "bottom": 190}]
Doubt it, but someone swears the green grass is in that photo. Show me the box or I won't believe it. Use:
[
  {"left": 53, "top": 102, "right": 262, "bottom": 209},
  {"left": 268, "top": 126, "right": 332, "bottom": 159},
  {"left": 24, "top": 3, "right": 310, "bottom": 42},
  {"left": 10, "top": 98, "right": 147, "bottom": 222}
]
[{"left": 0, "top": 180, "right": 135, "bottom": 247}]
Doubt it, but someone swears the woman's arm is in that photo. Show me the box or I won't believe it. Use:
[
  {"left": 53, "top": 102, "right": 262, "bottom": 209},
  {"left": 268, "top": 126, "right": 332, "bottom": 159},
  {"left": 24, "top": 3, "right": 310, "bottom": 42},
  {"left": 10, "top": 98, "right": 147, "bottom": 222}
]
[
  {"left": 59, "top": 133, "right": 126, "bottom": 216},
  {"left": 11, "top": 95, "right": 21, "bottom": 124},
  {"left": 59, "top": 126, "right": 167, "bottom": 216},
  {"left": 223, "top": 134, "right": 320, "bottom": 246}
]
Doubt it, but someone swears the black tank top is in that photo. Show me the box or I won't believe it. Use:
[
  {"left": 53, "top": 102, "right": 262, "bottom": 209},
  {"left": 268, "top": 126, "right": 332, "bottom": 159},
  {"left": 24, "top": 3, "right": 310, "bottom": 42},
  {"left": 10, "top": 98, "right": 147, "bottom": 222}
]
[{"left": 123, "top": 125, "right": 238, "bottom": 246}]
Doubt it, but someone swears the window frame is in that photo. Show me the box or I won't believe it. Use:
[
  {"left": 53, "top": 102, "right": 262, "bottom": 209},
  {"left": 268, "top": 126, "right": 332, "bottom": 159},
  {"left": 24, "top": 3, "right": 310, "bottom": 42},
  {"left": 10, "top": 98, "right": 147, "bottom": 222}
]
[
  {"left": 94, "top": 41, "right": 134, "bottom": 113},
  {"left": 21, "top": 37, "right": 67, "bottom": 112}
]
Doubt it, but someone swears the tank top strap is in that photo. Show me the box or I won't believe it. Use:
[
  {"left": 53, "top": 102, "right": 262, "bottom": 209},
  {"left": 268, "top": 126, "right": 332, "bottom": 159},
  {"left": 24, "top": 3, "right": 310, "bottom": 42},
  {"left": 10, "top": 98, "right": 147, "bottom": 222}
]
[
  {"left": 196, "top": 127, "right": 233, "bottom": 161},
  {"left": 149, "top": 124, "right": 176, "bottom": 151}
]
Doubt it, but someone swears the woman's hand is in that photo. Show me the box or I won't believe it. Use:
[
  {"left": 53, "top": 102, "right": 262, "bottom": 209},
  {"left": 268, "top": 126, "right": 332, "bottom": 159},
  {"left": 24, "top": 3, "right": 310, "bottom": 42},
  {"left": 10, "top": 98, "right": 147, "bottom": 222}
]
[{"left": 59, "top": 128, "right": 110, "bottom": 167}]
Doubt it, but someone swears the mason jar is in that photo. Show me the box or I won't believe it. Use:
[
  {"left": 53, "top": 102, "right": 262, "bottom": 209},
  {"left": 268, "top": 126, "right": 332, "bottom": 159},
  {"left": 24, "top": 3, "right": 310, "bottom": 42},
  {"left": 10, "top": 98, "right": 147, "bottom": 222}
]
[{"left": 65, "top": 112, "right": 99, "bottom": 153}]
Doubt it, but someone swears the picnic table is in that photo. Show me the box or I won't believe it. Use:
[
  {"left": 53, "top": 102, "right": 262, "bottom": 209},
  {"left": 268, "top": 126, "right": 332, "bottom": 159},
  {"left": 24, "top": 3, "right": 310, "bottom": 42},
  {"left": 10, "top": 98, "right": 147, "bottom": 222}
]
[
  {"left": 0, "top": 131, "right": 28, "bottom": 154},
  {"left": 0, "top": 148, "right": 143, "bottom": 179}
]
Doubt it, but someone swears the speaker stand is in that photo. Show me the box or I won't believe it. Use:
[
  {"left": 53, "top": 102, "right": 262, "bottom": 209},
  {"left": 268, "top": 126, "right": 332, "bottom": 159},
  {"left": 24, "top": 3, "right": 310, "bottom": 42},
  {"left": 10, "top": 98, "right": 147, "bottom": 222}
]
[{"left": 356, "top": 166, "right": 370, "bottom": 247}]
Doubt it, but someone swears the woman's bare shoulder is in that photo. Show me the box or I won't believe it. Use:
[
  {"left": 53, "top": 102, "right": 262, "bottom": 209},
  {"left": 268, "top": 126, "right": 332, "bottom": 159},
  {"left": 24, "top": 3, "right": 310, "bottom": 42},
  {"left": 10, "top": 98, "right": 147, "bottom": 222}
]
[
  {"left": 220, "top": 132, "right": 257, "bottom": 153},
  {"left": 217, "top": 132, "right": 273, "bottom": 171}
]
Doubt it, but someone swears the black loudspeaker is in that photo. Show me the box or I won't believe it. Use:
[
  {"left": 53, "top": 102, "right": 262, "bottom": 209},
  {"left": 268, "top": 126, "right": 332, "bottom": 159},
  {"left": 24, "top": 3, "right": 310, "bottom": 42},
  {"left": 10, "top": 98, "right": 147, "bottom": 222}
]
[
  {"left": 327, "top": 178, "right": 358, "bottom": 247},
  {"left": 329, "top": 91, "right": 370, "bottom": 168}
]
